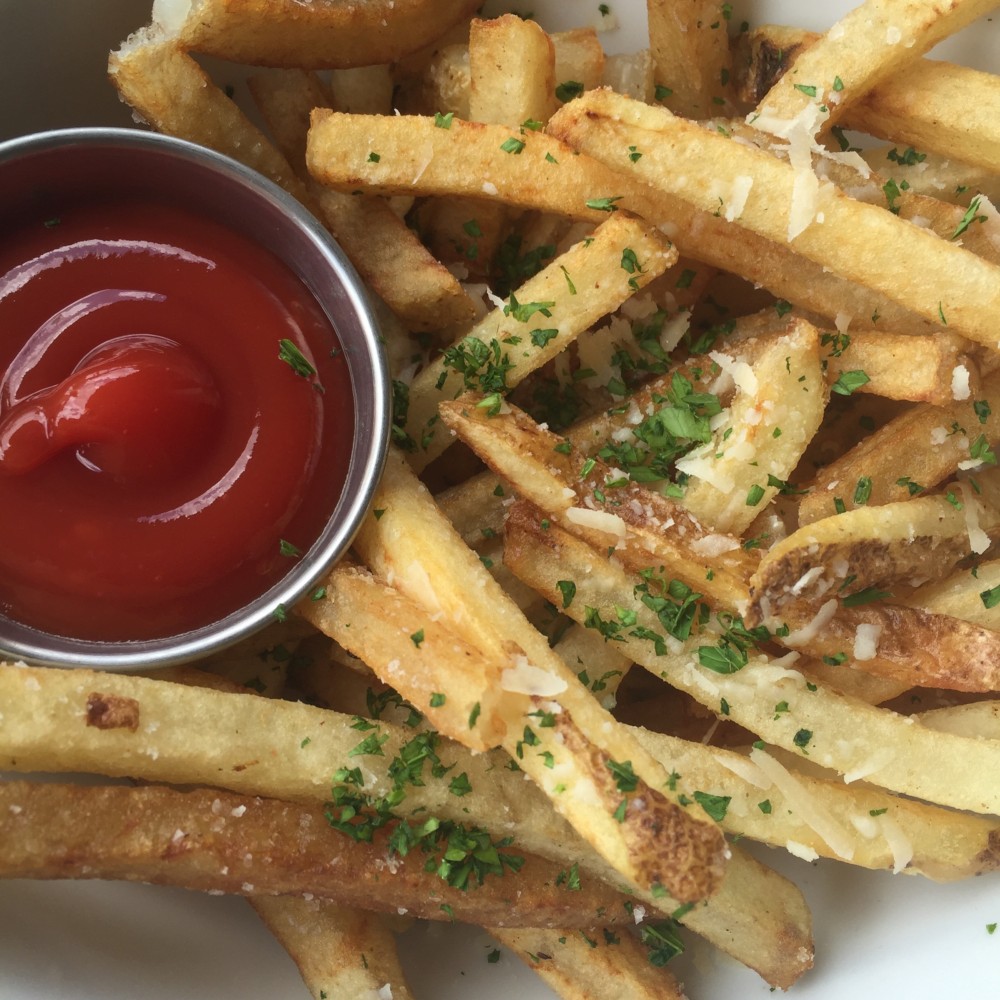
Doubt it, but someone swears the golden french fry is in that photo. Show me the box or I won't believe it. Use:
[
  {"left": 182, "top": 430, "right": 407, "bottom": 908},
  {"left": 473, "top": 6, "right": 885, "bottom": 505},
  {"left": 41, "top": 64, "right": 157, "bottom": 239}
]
[
  {"left": 494, "top": 923, "right": 688, "bottom": 1000},
  {"left": 800, "top": 367, "right": 1000, "bottom": 523},
  {"left": 108, "top": 38, "right": 311, "bottom": 204},
  {"left": 469, "top": 15, "right": 557, "bottom": 125},
  {"left": 153, "top": 0, "right": 482, "bottom": 68},
  {"left": 752, "top": 0, "right": 999, "bottom": 130},
  {"left": 646, "top": 0, "right": 733, "bottom": 117},
  {"left": 396, "top": 214, "right": 676, "bottom": 471},
  {"left": 751, "top": 471, "right": 1000, "bottom": 610},
  {"left": 251, "top": 898, "right": 417, "bottom": 1000},
  {"left": 907, "top": 557, "right": 1000, "bottom": 627},
  {"left": 546, "top": 88, "right": 1000, "bottom": 349},
  {"left": 0, "top": 780, "right": 624, "bottom": 928},
  {"left": 677, "top": 316, "right": 825, "bottom": 535},
  {"left": 247, "top": 67, "right": 477, "bottom": 334},
  {"left": 738, "top": 23, "right": 1000, "bottom": 174}
]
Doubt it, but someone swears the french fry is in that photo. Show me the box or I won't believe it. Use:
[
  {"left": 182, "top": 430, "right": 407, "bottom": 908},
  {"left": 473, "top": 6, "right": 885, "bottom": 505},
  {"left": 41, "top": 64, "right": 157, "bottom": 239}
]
[
  {"left": 469, "top": 15, "right": 557, "bottom": 125},
  {"left": 546, "top": 88, "right": 1000, "bottom": 348},
  {"left": 907, "top": 557, "right": 1000, "bottom": 628},
  {"left": 251, "top": 898, "right": 417, "bottom": 1000},
  {"left": 153, "top": 0, "right": 482, "bottom": 68},
  {"left": 554, "top": 28, "right": 607, "bottom": 94},
  {"left": 800, "top": 367, "right": 1000, "bottom": 523},
  {"left": 0, "top": 780, "right": 623, "bottom": 929},
  {"left": 306, "top": 105, "right": 943, "bottom": 333},
  {"left": 503, "top": 507, "right": 1000, "bottom": 814},
  {"left": 246, "top": 67, "right": 477, "bottom": 334},
  {"left": 395, "top": 214, "right": 675, "bottom": 471},
  {"left": 824, "top": 329, "right": 981, "bottom": 405},
  {"left": 677, "top": 316, "right": 825, "bottom": 535},
  {"left": 494, "top": 924, "right": 688, "bottom": 1000},
  {"left": 629, "top": 728, "right": 1000, "bottom": 880},
  {"left": 109, "top": 39, "right": 312, "bottom": 205},
  {"left": 303, "top": 562, "right": 507, "bottom": 750},
  {"left": 751, "top": 0, "right": 999, "bottom": 131},
  {"left": 737, "top": 23, "right": 1000, "bottom": 174},
  {"left": 350, "top": 450, "right": 726, "bottom": 904},
  {"left": 645, "top": 0, "right": 733, "bottom": 117},
  {"left": 751, "top": 471, "right": 1000, "bottom": 610},
  {"left": 441, "top": 393, "right": 1000, "bottom": 692},
  {"left": 919, "top": 700, "right": 1000, "bottom": 739}
]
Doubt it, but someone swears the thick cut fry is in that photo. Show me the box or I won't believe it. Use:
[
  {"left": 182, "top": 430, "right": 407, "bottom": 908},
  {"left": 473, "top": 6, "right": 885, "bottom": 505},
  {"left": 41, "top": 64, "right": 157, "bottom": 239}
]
[
  {"left": 307, "top": 107, "right": 939, "bottom": 332},
  {"left": 629, "top": 729, "right": 1000, "bottom": 880},
  {"left": 738, "top": 24, "right": 1000, "bottom": 174},
  {"left": 546, "top": 89, "right": 1000, "bottom": 348},
  {"left": 678, "top": 317, "right": 825, "bottom": 535},
  {"left": 752, "top": 0, "right": 1000, "bottom": 130},
  {"left": 0, "top": 781, "right": 622, "bottom": 929},
  {"left": 441, "top": 394, "right": 1000, "bottom": 691},
  {"left": 303, "top": 562, "right": 507, "bottom": 749},
  {"left": 646, "top": 0, "right": 733, "bottom": 117},
  {"left": 252, "top": 898, "right": 416, "bottom": 1000},
  {"left": 920, "top": 700, "right": 1000, "bottom": 739},
  {"left": 503, "top": 508, "right": 1000, "bottom": 814},
  {"left": 752, "top": 473, "right": 1000, "bottom": 612},
  {"left": 109, "top": 38, "right": 311, "bottom": 205},
  {"left": 398, "top": 214, "right": 675, "bottom": 470},
  {"left": 554, "top": 28, "right": 607, "bottom": 93},
  {"left": 247, "top": 68, "right": 477, "bottom": 333},
  {"left": 469, "top": 15, "right": 557, "bottom": 125},
  {"left": 907, "top": 557, "right": 1000, "bottom": 628},
  {"left": 800, "top": 368, "right": 1000, "bottom": 523},
  {"left": 494, "top": 924, "right": 688, "bottom": 1000},
  {"left": 151, "top": 0, "right": 482, "bottom": 68},
  {"left": 436, "top": 395, "right": 756, "bottom": 608},
  {"left": 826, "top": 330, "right": 980, "bottom": 406}
]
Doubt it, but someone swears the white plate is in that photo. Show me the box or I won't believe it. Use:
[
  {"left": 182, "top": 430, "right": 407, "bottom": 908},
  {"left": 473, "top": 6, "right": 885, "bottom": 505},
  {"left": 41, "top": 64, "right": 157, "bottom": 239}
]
[{"left": 1, "top": 2, "right": 998, "bottom": 998}]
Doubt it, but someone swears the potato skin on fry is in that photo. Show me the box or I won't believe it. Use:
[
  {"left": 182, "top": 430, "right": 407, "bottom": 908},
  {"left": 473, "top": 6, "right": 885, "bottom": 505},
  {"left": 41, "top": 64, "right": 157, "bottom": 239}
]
[{"left": 0, "top": 781, "right": 632, "bottom": 930}]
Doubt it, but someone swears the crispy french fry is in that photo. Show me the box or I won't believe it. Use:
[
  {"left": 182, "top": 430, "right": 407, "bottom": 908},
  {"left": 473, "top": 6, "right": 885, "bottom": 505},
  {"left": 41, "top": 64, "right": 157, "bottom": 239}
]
[
  {"left": 0, "top": 780, "right": 621, "bottom": 928},
  {"left": 825, "top": 329, "right": 980, "bottom": 405},
  {"left": 677, "top": 316, "right": 825, "bottom": 535},
  {"left": 546, "top": 88, "right": 1000, "bottom": 348},
  {"left": 251, "top": 898, "right": 416, "bottom": 1000},
  {"left": 919, "top": 700, "right": 1000, "bottom": 738},
  {"left": 629, "top": 729, "right": 1000, "bottom": 880},
  {"left": 303, "top": 562, "right": 507, "bottom": 749},
  {"left": 645, "top": 0, "right": 733, "bottom": 117},
  {"left": 247, "top": 68, "right": 477, "bottom": 334},
  {"left": 153, "top": 0, "right": 482, "bottom": 68},
  {"left": 738, "top": 23, "right": 1000, "bottom": 174},
  {"left": 397, "top": 214, "right": 675, "bottom": 470},
  {"left": 469, "top": 15, "right": 557, "bottom": 125},
  {"left": 907, "top": 557, "right": 1000, "bottom": 627},
  {"left": 554, "top": 28, "right": 607, "bottom": 94},
  {"left": 751, "top": 471, "right": 1000, "bottom": 610},
  {"left": 494, "top": 924, "right": 688, "bottom": 1000},
  {"left": 350, "top": 450, "right": 726, "bottom": 904},
  {"left": 800, "top": 367, "right": 1000, "bottom": 523},
  {"left": 108, "top": 39, "right": 312, "bottom": 204},
  {"left": 752, "top": 0, "right": 999, "bottom": 130},
  {"left": 307, "top": 106, "right": 942, "bottom": 332}
]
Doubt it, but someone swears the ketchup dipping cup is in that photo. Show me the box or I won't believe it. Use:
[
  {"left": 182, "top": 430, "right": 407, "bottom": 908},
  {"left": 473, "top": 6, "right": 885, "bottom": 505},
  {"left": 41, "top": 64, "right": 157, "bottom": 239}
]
[{"left": 0, "top": 128, "right": 389, "bottom": 670}]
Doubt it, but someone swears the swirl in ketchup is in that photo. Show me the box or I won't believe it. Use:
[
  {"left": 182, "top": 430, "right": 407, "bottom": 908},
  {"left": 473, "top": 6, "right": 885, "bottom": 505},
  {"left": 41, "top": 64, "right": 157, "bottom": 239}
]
[{"left": 0, "top": 195, "right": 353, "bottom": 641}]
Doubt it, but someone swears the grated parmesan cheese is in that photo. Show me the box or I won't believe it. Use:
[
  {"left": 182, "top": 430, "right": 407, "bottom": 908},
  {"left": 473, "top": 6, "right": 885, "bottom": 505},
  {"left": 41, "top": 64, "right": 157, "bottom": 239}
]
[
  {"left": 500, "top": 654, "right": 567, "bottom": 697},
  {"left": 852, "top": 623, "right": 883, "bottom": 662},
  {"left": 951, "top": 364, "right": 971, "bottom": 400},
  {"left": 564, "top": 506, "right": 627, "bottom": 544},
  {"left": 782, "top": 599, "right": 838, "bottom": 647}
]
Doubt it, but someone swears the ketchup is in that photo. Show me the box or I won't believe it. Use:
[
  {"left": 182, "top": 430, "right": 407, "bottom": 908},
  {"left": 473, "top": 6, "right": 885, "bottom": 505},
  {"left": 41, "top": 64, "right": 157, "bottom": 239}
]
[{"left": 0, "top": 196, "right": 353, "bottom": 641}]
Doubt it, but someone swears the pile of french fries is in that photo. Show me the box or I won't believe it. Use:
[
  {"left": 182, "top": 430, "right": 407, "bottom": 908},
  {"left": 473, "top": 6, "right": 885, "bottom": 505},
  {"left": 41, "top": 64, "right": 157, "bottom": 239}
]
[{"left": 3, "top": 0, "right": 1000, "bottom": 995}]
